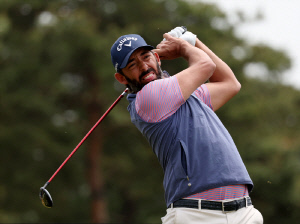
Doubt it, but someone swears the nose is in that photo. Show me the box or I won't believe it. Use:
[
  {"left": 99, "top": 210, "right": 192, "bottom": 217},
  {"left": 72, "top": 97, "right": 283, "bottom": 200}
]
[{"left": 138, "top": 60, "right": 149, "bottom": 71}]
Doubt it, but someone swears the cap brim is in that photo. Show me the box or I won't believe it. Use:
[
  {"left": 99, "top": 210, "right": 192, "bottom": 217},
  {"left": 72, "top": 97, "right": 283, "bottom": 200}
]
[{"left": 119, "top": 45, "right": 154, "bottom": 70}]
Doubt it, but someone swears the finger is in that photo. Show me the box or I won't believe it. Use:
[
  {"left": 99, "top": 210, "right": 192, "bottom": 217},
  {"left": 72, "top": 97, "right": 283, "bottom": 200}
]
[
  {"left": 156, "top": 42, "right": 163, "bottom": 49},
  {"left": 153, "top": 48, "right": 163, "bottom": 55},
  {"left": 156, "top": 38, "right": 168, "bottom": 49},
  {"left": 153, "top": 49, "right": 167, "bottom": 59},
  {"left": 168, "top": 29, "right": 180, "bottom": 38},
  {"left": 163, "top": 33, "right": 172, "bottom": 40}
]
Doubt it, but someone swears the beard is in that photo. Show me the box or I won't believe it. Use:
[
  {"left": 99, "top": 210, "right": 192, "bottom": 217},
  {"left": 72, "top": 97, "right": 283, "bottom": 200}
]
[{"left": 123, "top": 62, "right": 164, "bottom": 93}]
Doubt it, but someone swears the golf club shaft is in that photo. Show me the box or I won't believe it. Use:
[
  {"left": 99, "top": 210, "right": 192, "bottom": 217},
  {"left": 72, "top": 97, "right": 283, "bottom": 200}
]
[{"left": 47, "top": 88, "right": 129, "bottom": 184}]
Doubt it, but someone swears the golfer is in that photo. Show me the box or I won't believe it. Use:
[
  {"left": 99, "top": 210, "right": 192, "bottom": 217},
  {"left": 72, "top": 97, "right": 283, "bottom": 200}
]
[{"left": 111, "top": 27, "right": 263, "bottom": 224}]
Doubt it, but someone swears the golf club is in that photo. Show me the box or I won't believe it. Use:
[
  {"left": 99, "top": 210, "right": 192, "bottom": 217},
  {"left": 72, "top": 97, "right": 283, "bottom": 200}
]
[{"left": 39, "top": 88, "right": 129, "bottom": 208}]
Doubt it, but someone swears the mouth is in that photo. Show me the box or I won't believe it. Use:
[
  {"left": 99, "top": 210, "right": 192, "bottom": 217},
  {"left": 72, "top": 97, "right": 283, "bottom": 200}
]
[{"left": 141, "top": 71, "right": 156, "bottom": 83}]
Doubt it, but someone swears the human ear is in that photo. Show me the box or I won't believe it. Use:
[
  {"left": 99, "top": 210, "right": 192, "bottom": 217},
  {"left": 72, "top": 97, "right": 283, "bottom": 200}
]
[
  {"left": 114, "top": 73, "right": 128, "bottom": 85},
  {"left": 153, "top": 51, "right": 161, "bottom": 66}
]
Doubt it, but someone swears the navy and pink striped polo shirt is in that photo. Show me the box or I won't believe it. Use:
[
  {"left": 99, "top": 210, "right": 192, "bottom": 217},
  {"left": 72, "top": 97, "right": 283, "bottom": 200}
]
[{"left": 134, "top": 75, "right": 248, "bottom": 201}]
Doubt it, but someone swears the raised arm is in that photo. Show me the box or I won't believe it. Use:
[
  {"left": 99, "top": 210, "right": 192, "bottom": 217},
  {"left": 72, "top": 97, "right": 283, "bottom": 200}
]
[
  {"left": 195, "top": 39, "right": 241, "bottom": 111},
  {"left": 154, "top": 33, "right": 216, "bottom": 101}
]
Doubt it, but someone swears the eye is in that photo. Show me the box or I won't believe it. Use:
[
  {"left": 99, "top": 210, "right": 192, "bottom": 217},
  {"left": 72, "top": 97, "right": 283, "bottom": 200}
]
[{"left": 128, "top": 63, "right": 136, "bottom": 69}]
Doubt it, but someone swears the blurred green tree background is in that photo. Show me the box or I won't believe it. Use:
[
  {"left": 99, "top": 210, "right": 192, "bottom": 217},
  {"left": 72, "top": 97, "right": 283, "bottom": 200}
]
[{"left": 1, "top": 0, "right": 299, "bottom": 223}]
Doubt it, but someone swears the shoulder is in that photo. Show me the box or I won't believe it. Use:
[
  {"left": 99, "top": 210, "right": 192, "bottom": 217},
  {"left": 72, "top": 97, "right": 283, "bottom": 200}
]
[
  {"left": 194, "top": 84, "right": 213, "bottom": 110},
  {"left": 135, "top": 76, "right": 185, "bottom": 122}
]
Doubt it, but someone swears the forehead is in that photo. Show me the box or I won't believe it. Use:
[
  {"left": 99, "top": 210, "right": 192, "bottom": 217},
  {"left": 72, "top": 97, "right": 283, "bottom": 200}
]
[{"left": 130, "top": 47, "right": 152, "bottom": 60}]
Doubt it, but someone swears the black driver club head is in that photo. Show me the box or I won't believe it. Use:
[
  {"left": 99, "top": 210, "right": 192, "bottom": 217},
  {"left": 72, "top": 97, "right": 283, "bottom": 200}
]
[{"left": 39, "top": 187, "right": 53, "bottom": 208}]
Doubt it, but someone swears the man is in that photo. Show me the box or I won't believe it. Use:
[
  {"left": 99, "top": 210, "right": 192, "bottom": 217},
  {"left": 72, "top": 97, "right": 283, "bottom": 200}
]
[{"left": 111, "top": 27, "right": 263, "bottom": 224}]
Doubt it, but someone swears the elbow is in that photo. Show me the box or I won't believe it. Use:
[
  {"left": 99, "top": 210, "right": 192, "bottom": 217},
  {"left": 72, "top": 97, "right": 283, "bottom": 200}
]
[
  {"left": 237, "top": 81, "right": 241, "bottom": 92},
  {"left": 232, "top": 80, "right": 241, "bottom": 96},
  {"left": 204, "top": 59, "right": 216, "bottom": 80},
  {"left": 209, "top": 60, "right": 217, "bottom": 76}
]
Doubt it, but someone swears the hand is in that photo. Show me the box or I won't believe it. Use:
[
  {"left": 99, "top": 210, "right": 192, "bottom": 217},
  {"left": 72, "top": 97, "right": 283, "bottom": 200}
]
[
  {"left": 180, "top": 31, "right": 197, "bottom": 46},
  {"left": 163, "top": 26, "right": 197, "bottom": 46},
  {"left": 154, "top": 33, "right": 185, "bottom": 60},
  {"left": 163, "top": 26, "right": 186, "bottom": 39}
]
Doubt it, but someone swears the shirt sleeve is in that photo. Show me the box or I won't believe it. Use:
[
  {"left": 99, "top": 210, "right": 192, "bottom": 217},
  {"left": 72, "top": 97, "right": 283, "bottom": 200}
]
[
  {"left": 135, "top": 76, "right": 185, "bottom": 122},
  {"left": 194, "top": 84, "right": 214, "bottom": 110}
]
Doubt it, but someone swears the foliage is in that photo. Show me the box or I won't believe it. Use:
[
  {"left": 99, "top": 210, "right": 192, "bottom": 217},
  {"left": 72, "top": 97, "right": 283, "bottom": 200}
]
[{"left": 0, "top": 0, "right": 299, "bottom": 223}]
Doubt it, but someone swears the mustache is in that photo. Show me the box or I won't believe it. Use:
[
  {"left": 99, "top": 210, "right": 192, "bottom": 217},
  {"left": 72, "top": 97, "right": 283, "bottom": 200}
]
[{"left": 139, "top": 68, "right": 156, "bottom": 81}]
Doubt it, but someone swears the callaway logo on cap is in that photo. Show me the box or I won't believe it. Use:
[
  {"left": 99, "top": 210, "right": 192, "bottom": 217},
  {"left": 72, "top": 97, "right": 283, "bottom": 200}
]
[{"left": 111, "top": 34, "right": 154, "bottom": 72}]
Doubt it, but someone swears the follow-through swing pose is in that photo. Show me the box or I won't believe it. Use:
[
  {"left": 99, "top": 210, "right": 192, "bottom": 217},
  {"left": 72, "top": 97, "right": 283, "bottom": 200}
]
[{"left": 111, "top": 27, "right": 263, "bottom": 223}]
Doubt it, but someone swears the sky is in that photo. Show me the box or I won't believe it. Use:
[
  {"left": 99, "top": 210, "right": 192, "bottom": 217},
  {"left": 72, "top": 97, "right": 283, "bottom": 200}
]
[{"left": 195, "top": 0, "right": 300, "bottom": 90}]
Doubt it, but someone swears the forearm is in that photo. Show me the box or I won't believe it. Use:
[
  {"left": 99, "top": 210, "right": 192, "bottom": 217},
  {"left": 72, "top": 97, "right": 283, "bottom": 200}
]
[
  {"left": 160, "top": 27, "right": 240, "bottom": 110},
  {"left": 176, "top": 41, "right": 216, "bottom": 100},
  {"left": 195, "top": 38, "right": 241, "bottom": 110},
  {"left": 181, "top": 41, "right": 212, "bottom": 67},
  {"left": 159, "top": 26, "right": 235, "bottom": 84},
  {"left": 155, "top": 33, "right": 216, "bottom": 101},
  {"left": 195, "top": 39, "right": 240, "bottom": 86}
]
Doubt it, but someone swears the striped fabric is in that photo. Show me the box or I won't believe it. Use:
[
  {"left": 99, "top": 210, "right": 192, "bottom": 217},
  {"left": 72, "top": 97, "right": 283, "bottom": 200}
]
[
  {"left": 194, "top": 84, "right": 214, "bottom": 111},
  {"left": 135, "top": 76, "right": 212, "bottom": 122},
  {"left": 135, "top": 76, "right": 248, "bottom": 201},
  {"left": 184, "top": 184, "right": 249, "bottom": 201},
  {"left": 136, "top": 76, "right": 185, "bottom": 122}
]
